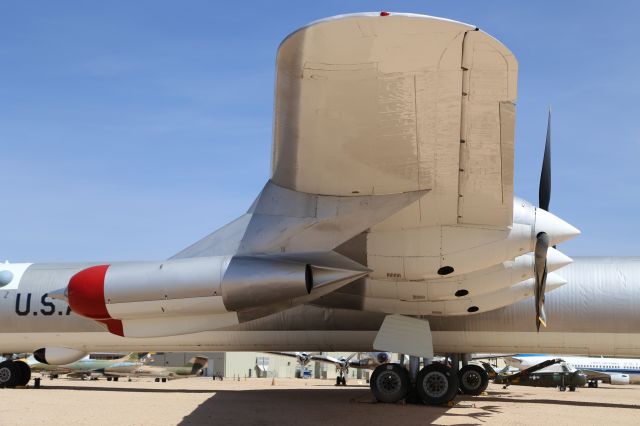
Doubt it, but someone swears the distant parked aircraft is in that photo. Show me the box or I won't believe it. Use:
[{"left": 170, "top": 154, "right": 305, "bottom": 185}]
[
  {"left": 504, "top": 354, "right": 640, "bottom": 387},
  {"left": 270, "top": 352, "right": 391, "bottom": 385}
]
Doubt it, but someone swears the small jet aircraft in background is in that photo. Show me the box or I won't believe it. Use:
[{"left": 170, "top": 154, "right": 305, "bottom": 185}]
[
  {"left": 504, "top": 354, "right": 640, "bottom": 387},
  {"left": 103, "top": 356, "right": 208, "bottom": 382},
  {"left": 27, "top": 352, "right": 143, "bottom": 380},
  {"left": 27, "top": 352, "right": 206, "bottom": 382},
  {"left": 482, "top": 359, "right": 587, "bottom": 392},
  {"left": 269, "top": 352, "right": 391, "bottom": 385}
]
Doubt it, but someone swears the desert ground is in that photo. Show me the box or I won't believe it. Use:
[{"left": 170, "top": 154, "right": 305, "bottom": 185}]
[{"left": 1, "top": 376, "right": 639, "bottom": 425}]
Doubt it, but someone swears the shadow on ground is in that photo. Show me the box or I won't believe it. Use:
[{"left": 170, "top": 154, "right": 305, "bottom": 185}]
[
  {"left": 39, "top": 385, "right": 213, "bottom": 394},
  {"left": 177, "top": 387, "right": 640, "bottom": 426},
  {"left": 178, "top": 388, "right": 476, "bottom": 426}
]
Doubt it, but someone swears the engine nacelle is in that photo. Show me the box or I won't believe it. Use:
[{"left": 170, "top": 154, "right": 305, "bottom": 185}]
[
  {"left": 33, "top": 347, "right": 87, "bottom": 365},
  {"left": 609, "top": 373, "right": 630, "bottom": 385},
  {"left": 375, "top": 352, "right": 391, "bottom": 364},
  {"left": 58, "top": 253, "right": 367, "bottom": 337}
]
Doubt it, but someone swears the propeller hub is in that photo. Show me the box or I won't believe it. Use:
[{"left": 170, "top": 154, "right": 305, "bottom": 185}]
[{"left": 534, "top": 208, "right": 580, "bottom": 246}]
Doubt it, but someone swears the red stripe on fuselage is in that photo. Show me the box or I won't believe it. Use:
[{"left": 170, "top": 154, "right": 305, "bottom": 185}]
[{"left": 67, "top": 264, "right": 111, "bottom": 320}]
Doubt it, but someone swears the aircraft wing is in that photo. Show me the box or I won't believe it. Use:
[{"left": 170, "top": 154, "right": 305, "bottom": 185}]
[
  {"left": 310, "top": 354, "right": 344, "bottom": 366},
  {"left": 267, "top": 351, "right": 299, "bottom": 359},
  {"left": 579, "top": 369, "right": 613, "bottom": 381},
  {"left": 174, "top": 14, "right": 517, "bottom": 260},
  {"left": 266, "top": 351, "right": 308, "bottom": 360}
]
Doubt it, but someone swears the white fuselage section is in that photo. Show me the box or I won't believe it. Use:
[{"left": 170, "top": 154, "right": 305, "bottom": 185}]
[{"left": 506, "top": 355, "right": 640, "bottom": 377}]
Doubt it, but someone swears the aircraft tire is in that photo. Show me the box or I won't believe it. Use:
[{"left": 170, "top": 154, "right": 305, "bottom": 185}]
[
  {"left": 458, "top": 365, "right": 488, "bottom": 396},
  {"left": 370, "top": 363, "right": 410, "bottom": 403},
  {"left": 569, "top": 386, "right": 576, "bottom": 392},
  {"left": 0, "top": 361, "right": 19, "bottom": 388},
  {"left": 13, "top": 361, "right": 31, "bottom": 386},
  {"left": 416, "top": 364, "right": 459, "bottom": 405}
]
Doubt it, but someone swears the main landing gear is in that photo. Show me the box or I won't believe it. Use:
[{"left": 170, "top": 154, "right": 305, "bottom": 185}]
[
  {"left": 370, "top": 357, "right": 489, "bottom": 405},
  {"left": 0, "top": 360, "right": 31, "bottom": 388},
  {"left": 370, "top": 315, "right": 489, "bottom": 405},
  {"left": 335, "top": 374, "right": 347, "bottom": 386}
]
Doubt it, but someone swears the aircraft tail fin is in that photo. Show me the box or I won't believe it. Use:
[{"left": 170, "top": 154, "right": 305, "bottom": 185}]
[
  {"left": 481, "top": 362, "right": 498, "bottom": 379},
  {"left": 125, "top": 352, "right": 151, "bottom": 362},
  {"left": 187, "top": 356, "right": 208, "bottom": 375}
]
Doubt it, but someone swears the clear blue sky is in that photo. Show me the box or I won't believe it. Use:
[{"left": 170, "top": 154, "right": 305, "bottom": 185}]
[{"left": 1, "top": 1, "right": 638, "bottom": 262}]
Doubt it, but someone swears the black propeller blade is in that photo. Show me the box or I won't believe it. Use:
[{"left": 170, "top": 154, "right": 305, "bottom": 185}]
[
  {"left": 539, "top": 110, "right": 551, "bottom": 211},
  {"left": 534, "top": 232, "right": 549, "bottom": 331},
  {"left": 535, "top": 109, "right": 552, "bottom": 331}
]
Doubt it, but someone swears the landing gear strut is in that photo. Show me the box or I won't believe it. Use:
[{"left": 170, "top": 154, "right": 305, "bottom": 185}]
[
  {"left": 0, "top": 360, "right": 31, "bottom": 388},
  {"left": 370, "top": 315, "right": 460, "bottom": 405}
]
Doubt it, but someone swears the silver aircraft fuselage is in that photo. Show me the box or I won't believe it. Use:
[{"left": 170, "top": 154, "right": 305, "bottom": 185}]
[{"left": 1, "top": 257, "right": 639, "bottom": 356}]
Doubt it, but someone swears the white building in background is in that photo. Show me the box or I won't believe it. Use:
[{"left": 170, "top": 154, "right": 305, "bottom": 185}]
[{"left": 150, "top": 352, "right": 370, "bottom": 380}]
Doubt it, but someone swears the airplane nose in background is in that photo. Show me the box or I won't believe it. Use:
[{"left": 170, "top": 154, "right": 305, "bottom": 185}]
[{"left": 535, "top": 208, "right": 581, "bottom": 245}]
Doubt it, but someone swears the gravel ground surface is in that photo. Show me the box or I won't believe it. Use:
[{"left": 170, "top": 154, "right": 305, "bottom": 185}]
[{"left": 1, "top": 377, "right": 639, "bottom": 425}]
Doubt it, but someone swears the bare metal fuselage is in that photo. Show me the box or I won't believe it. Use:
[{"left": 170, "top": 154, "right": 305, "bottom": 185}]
[{"left": 1, "top": 257, "right": 639, "bottom": 356}]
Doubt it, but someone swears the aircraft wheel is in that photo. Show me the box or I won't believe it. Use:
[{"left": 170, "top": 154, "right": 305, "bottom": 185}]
[
  {"left": 107, "top": 377, "right": 112, "bottom": 381},
  {"left": 0, "top": 361, "right": 20, "bottom": 388},
  {"left": 342, "top": 377, "right": 347, "bottom": 386},
  {"left": 559, "top": 386, "right": 566, "bottom": 392},
  {"left": 335, "top": 376, "right": 341, "bottom": 386},
  {"left": 569, "top": 386, "right": 576, "bottom": 392},
  {"left": 370, "top": 363, "right": 410, "bottom": 403},
  {"left": 161, "top": 378, "right": 167, "bottom": 383},
  {"left": 458, "top": 364, "right": 488, "bottom": 396},
  {"left": 13, "top": 361, "right": 31, "bottom": 386},
  {"left": 155, "top": 378, "right": 160, "bottom": 382},
  {"left": 114, "top": 377, "right": 119, "bottom": 382},
  {"left": 416, "top": 363, "right": 459, "bottom": 405}
]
